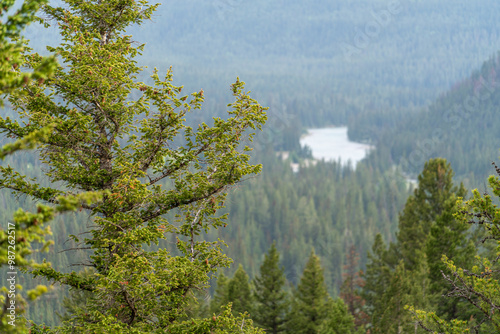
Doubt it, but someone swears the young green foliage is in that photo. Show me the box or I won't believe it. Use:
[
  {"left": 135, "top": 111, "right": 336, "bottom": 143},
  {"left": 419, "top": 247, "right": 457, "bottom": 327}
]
[
  {"left": 0, "top": 0, "right": 56, "bottom": 101},
  {"left": 1, "top": 0, "right": 267, "bottom": 331},
  {"left": 0, "top": 2, "right": 79, "bottom": 330}
]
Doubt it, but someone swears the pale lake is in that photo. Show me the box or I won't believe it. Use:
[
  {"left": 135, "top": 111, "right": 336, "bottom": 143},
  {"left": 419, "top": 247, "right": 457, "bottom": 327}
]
[{"left": 299, "top": 127, "right": 373, "bottom": 168}]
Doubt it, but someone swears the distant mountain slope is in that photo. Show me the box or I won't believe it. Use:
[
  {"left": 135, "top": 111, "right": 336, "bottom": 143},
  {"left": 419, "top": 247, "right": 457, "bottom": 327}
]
[
  {"left": 363, "top": 52, "right": 500, "bottom": 184},
  {"left": 24, "top": 0, "right": 500, "bottom": 127},
  {"left": 131, "top": 0, "right": 500, "bottom": 110}
]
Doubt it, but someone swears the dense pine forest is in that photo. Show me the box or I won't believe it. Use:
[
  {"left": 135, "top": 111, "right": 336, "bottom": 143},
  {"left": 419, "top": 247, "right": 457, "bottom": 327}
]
[{"left": 2, "top": 0, "right": 500, "bottom": 333}]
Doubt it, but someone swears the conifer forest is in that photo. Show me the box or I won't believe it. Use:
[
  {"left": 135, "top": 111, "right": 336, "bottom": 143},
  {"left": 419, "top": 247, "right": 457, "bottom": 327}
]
[{"left": 3, "top": 0, "right": 500, "bottom": 333}]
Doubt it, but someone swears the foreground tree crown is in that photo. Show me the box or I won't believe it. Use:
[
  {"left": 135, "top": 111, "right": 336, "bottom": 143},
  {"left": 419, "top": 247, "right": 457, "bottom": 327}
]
[
  {"left": 408, "top": 162, "right": 500, "bottom": 333},
  {"left": 0, "top": 0, "right": 267, "bottom": 332}
]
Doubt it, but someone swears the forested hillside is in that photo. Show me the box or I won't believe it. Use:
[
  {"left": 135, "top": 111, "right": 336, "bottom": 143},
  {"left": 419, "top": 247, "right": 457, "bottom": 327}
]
[
  {"left": 352, "top": 52, "right": 500, "bottom": 184},
  {"left": 129, "top": 0, "right": 500, "bottom": 110},
  {"left": 211, "top": 151, "right": 409, "bottom": 291},
  {"left": 25, "top": 0, "right": 500, "bottom": 126}
]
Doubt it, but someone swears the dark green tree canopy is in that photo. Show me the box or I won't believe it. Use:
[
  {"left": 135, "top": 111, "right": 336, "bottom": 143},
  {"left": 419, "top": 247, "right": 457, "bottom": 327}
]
[
  {"left": 227, "top": 264, "right": 254, "bottom": 316},
  {"left": 319, "top": 299, "right": 358, "bottom": 334},
  {"left": 397, "top": 158, "right": 466, "bottom": 270},
  {"left": 253, "top": 242, "right": 289, "bottom": 334},
  {"left": 363, "top": 158, "right": 474, "bottom": 333},
  {"left": 409, "top": 163, "right": 500, "bottom": 333},
  {"left": 287, "top": 249, "right": 330, "bottom": 334}
]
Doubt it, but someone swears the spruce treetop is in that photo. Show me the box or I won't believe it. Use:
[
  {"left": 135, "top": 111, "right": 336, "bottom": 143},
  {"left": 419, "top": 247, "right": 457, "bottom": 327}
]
[
  {"left": 288, "top": 250, "right": 330, "bottom": 334},
  {"left": 397, "top": 158, "right": 466, "bottom": 270},
  {"left": 253, "top": 242, "right": 288, "bottom": 333}
]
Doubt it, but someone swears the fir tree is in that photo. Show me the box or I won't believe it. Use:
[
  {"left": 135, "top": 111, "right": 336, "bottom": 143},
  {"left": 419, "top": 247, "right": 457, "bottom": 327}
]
[
  {"left": 287, "top": 250, "right": 330, "bottom": 334},
  {"left": 397, "top": 158, "right": 466, "bottom": 271},
  {"left": 365, "top": 159, "right": 467, "bottom": 332},
  {"left": 253, "top": 242, "right": 289, "bottom": 334},
  {"left": 375, "top": 260, "right": 429, "bottom": 334},
  {"left": 425, "top": 198, "right": 476, "bottom": 320},
  {"left": 397, "top": 158, "right": 472, "bottom": 322},
  {"left": 362, "top": 233, "right": 393, "bottom": 325},
  {"left": 319, "top": 298, "right": 358, "bottom": 334},
  {"left": 409, "top": 163, "right": 500, "bottom": 333},
  {"left": 1, "top": 0, "right": 267, "bottom": 331},
  {"left": 227, "top": 264, "right": 254, "bottom": 316}
]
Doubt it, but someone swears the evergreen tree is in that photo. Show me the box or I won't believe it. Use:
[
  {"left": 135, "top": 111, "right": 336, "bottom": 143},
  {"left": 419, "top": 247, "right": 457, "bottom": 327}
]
[
  {"left": 1, "top": 0, "right": 267, "bottom": 331},
  {"left": 399, "top": 158, "right": 473, "bottom": 321},
  {"left": 425, "top": 199, "right": 476, "bottom": 320},
  {"left": 287, "top": 250, "right": 330, "bottom": 334},
  {"left": 362, "top": 233, "right": 393, "bottom": 325},
  {"left": 396, "top": 158, "right": 466, "bottom": 271},
  {"left": 210, "top": 272, "right": 229, "bottom": 315},
  {"left": 253, "top": 242, "right": 289, "bottom": 334},
  {"left": 227, "top": 264, "right": 254, "bottom": 316},
  {"left": 374, "top": 260, "right": 429, "bottom": 334},
  {"left": 409, "top": 163, "right": 500, "bottom": 332},
  {"left": 319, "top": 299, "right": 358, "bottom": 334},
  {"left": 365, "top": 159, "right": 468, "bottom": 332}
]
